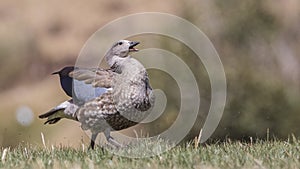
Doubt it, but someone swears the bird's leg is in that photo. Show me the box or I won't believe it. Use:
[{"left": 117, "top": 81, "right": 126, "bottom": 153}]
[
  {"left": 89, "top": 133, "right": 98, "bottom": 150},
  {"left": 104, "top": 128, "right": 123, "bottom": 147}
]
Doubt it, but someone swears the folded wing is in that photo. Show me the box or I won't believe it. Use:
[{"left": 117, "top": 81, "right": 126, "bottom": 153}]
[
  {"left": 57, "top": 67, "right": 116, "bottom": 104},
  {"left": 70, "top": 68, "right": 114, "bottom": 88}
]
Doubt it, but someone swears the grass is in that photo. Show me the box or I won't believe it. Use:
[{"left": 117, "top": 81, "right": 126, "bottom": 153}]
[{"left": 0, "top": 138, "right": 300, "bottom": 169}]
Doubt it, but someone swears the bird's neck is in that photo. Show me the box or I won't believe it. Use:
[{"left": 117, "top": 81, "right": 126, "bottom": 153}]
[{"left": 106, "top": 55, "right": 131, "bottom": 73}]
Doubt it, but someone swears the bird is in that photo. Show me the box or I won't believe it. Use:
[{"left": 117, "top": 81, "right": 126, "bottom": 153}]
[{"left": 39, "top": 40, "right": 155, "bottom": 149}]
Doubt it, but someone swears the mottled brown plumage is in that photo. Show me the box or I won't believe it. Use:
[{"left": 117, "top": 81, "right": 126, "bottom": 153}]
[{"left": 39, "top": 40, "right": 155, "bottom": 149}]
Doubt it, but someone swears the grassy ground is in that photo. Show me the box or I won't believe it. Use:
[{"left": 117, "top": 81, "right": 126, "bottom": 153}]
[{"left": 0, "top": 138, "right": 299, "bottom": 169}]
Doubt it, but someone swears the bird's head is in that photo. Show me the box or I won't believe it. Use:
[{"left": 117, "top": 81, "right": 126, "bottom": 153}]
[
  {"left": 110, "top": 40, "right": 139, "bottom": 57},
  {"left": 105, "top": 40, "right": 139, "bottom": 67}
]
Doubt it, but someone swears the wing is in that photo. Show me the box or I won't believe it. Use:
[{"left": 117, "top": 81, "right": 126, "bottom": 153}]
[
  {"left": 69, "top": 68, "right": 115, "bottom": 88},
  {"left": 69, "top": 67, "right": 116, "bottom": 104},
  {"left": 54, "top": 66, "right": 116, "bottom": 104}
]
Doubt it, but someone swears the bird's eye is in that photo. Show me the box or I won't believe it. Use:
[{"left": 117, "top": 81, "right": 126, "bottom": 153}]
[{"left": 118, "top": 42, "right": 123, "bottom": 45}]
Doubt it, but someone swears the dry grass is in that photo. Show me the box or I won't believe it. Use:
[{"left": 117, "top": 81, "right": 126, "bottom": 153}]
[{"left": 0, "top": 138, "right": 300, "bottom": 169}]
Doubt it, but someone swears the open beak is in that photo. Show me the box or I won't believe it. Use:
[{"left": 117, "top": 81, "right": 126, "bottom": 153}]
[{"left": 129, "top": 41, "right": 140, "bottom": 52}]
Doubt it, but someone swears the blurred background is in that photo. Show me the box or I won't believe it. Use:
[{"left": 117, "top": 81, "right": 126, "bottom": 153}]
[{"left": 0, "top": 0, "right": 299, "bottom": 148}]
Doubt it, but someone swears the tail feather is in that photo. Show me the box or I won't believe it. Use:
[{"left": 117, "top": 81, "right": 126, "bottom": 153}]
[
  {"left": 39, "top": 100, "right": 78, "bottom": 125},
  {"left": 39, "top": 107, "right": 63, "bottom": 119},
  {"left": 45, "top": 118, "right": 61, "bottom": 124},
  {"left": 39, "top": 108, "right": 64, "bottom": 124}
]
